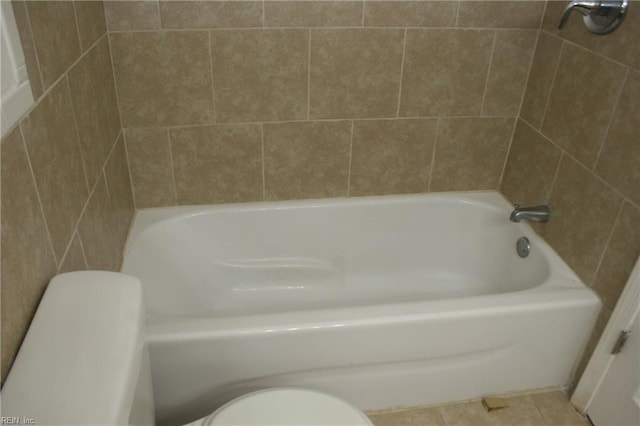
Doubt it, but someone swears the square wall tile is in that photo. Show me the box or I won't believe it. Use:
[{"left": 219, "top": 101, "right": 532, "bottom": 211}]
[
  {"left": 126, "top": 128, "right": 177, "bottom": 208},
  {"left": 171, "top": 124, "right": 263, "bottom": 204},
  {"left": 20, "top": 79, "right": 89, "bottom": 262},
  {"left": 211, "top": 29, "right": 308, "bottom": 123},
  {"left": 68, "top": 37, "right": 121, "bottom": 187},
  {"left": 363, "top": 1, "right": 458, "bottom": 28},
  {"left": 1, "top": 127, "right": 57, "bottom": 381},
  {"left": 160, "top": 1, "right": 262, "bottom": 29},
  {"left": 400, "top": 29, "right": 494, "bottom": 117},
  {"left": 26, "top": 0, "right": 81, "bottom": 89},
  {"left": 540, "top": 156, "right": 623, "bottom": 285},
  {"left": 104, "top": 0, "right": 161, "bottom": 31},
  {"left": 595, "top": 70, "right": 640, "bottom": 206},
  {"left": 110, "top": 31, "right": 214, "bottom": 127},
  {"left": 265, "top": 1, "right": 363, "bottom": 27},
  {"left": 350, "top": 118, "right": 437, "bottom": 196},
  {"left": 520, "top": 32, "right": 563, "bottom": 129},
  {"left": 501, "top": 119, "right": 562, "bottom": 206},
  {"left": 457, "top": 1, "right": 545, "bottom": 29},
  {"left": 264, "top": 121, "right": 351, "bottom": 200},
  {"left": 542, "top": 43, "right": 626, "bottom": 166},
  {"left": 592, "top": 203, "right": 640, "bottom": 310},
  {"left": 73, "top": 1, "right": 107, "bottom": 52},
  {"left": 430, "top": 117, "right": 514, "bottom": 191},
  {"left": 310, "top": 29, "right": 404, "bottom": 119},
  {"left": 483, "top": 30, "right": 536, "bottom": 116}
]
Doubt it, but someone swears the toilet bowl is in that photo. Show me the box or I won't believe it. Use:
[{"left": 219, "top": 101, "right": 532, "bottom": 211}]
[
  {"left": 187, "top": 388, "right": 373, "bottom": 426},
  {"left": 1, "top": 271, "right": 373, "bottom": 426}
]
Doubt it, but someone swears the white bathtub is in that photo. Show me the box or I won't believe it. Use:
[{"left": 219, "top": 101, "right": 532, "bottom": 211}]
[{"left": 122, "top": 191, "right": 600, "bottom": 425}]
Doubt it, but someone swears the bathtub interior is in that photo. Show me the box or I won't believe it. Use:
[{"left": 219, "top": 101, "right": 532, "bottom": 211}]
[{"left": 122, "top": 192, "right": 559, "bottom": 318}]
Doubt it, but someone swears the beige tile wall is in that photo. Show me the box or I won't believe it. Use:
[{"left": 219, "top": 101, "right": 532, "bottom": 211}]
[
  {"left": 0, "top": 1, "right": 133, "bottom": 382},
  {"left": 108, "top": 1, "right": 542, "bottom": 208},
  {"left": 501, "top": 1, "right": 640, "bottom": 384}
]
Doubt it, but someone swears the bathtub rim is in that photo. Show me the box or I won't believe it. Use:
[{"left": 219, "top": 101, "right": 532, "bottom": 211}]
[{"left": 125, "top": 190, "right": 515, "bottom": 250}]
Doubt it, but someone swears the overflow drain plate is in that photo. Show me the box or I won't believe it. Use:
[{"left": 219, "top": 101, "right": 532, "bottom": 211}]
[{"left": 516, "top": 236, "right": 531, "bottom": 258}]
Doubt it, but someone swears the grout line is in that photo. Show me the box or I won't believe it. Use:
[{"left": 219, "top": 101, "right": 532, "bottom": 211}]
[
  {"left": 519, "top": 116, "right": 639, "bottom": 211},
  {"left": 76, "top": 231, "right": 89, "bottom": 270},
  {"left": 23, "top": 1, "right": 46, "bottom": 96},
  {"left": 427, "top": 118, "right": 441, "bottom": 192},
  {"left": 592, "top": 66, "right": 630, "bottom": 170},
  {"left": 395, "top": 28, "right": 407, "bottom": 118},
  {"left": 515, "top": 28, "right": 541, "bottom": 119},
  {"left": 106, "top": 26, "right": 543, "bottom": 33},
  {"left": 544, "top": 144, "right": 562, "bottom": 205},
  {"left": 347, "top": 120, "right": 354, "bottom": 197},
  {"left": 262, "top": 0, "right": 266, "bottom": 28},
  {"left": 538, "top": 0, "right": 549, "bottom": 30},
  {"left": 499, "top": 28, "right": 540, "bottom": 194},
  {"left": 18, "top": 123, "right": 59, "bottom": 267},
  {"left": 208, "top": 31, "right": 218, "bottom": 124},
  {"left": 307, "top": 29, "right": 311, "bottom": 121},
  {"left": 497, "top": 118, "right": 519, "bottom": 190},
  {"left": 591, "top": 200, "right": 626, "bottom": 286},
  {"left": 156, "top": 1, "right": 163, "bottom": 29},
  {"left": 538, "top": 40, "right": 565, "bottom": 131},
  {"left": 106, "top": 32, "right": 126, "bottom": 140},
  {"left": 479, "top": 30, "right": 498, "bottom": 116},
  {"left": 155, "top": 114, "right": 518, "bottom": 130},
  {"left": 261, "top": 123, "right": 266, "bottom": 201},
  {"left": 71, "top": 1, "right": 83, "bottom": 52},
  {"left": 454, "top": 0, "right": 462, "bottom": 28},
  {"left": 102, "top": 167, "right": 111, "bottom": 201},
  {"left": 361, "top": 0, "right": 365, "bottom": 27},
  {"left": 102, "top": 129, "right": 125, "bottom": 199},
  {"left": 166, "top": 128, "right": 179, "bottom": 205},
  {"left": 123, "top": 132, "right": 139, "bottom": 209},
  {"left": 105, "top": 30, "right": 133, "bottom": 210},
  {"left": 64, "top": 76, "right": 92, "bottom": 194}
]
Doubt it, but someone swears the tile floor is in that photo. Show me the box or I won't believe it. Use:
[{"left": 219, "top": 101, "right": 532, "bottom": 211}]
[{"left": 366, "top": 390, "right": 590, "bottom": 426}]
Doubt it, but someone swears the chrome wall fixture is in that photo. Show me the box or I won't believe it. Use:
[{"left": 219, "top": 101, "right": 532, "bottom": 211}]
[{"left": 558, "top": 0, "right": 629, "bottom": 34}]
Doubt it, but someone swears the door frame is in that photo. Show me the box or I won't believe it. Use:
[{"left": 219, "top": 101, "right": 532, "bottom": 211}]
[{"left": 571, "top": 255, "right": 640, "bottom": 413}]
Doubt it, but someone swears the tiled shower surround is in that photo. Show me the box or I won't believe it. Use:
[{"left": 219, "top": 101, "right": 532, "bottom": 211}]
[
  {"left": 1, "top": 0, "right": 638, "bottom": 391},
  {"left": 1, "top": 1, "right": 133, "bottom": 380},
  {"left": 111, "top": 1, "right": 542, "bottom": 205}
]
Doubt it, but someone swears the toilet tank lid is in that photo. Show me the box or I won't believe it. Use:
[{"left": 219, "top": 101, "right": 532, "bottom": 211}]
[{"left": 2, "top": 271, "right": 145, "bottom": 426}]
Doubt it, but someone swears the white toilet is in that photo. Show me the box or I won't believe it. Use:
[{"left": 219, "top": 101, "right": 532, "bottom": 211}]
[{"left": 1, "top": 271, "right": 373, "bottom": 426}]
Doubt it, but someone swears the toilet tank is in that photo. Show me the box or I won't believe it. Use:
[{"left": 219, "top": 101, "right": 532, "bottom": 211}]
[{"left": 1, "top": 271, "right": 155, "bottom": 425}]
